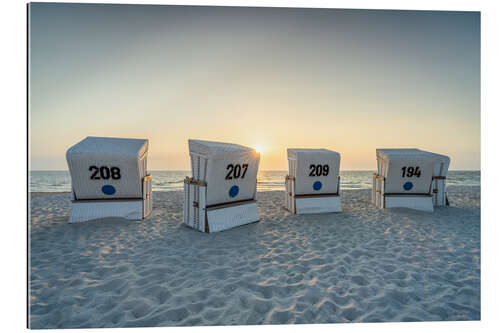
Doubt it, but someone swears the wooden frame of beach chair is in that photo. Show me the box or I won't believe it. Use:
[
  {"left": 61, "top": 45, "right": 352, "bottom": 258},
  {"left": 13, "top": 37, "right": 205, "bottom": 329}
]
[
  {"left": 428, "top": 152, "right": 451, "bottom": 206},
  {"left": 183, "top": 139, "right": 260, "bottom": 233},
  {"left": 69, "top": 174, "right": 152, "bottom": 223},
  {"left": 66, "top": 136, "right": 153, "bottom": 223},
  {"left": 431, "top": 176, "right": 450, "bottom": 206},
  {"left": 285, "top": 148, "right": 342, "bottom": 214},
  {"left": 372, "top": 173, "right": 435, "bottom": 211},
  {"left": 372, "top": 149, "right": 450, "bottom": 212},
  {"left": 183, "top": 177, "right": 259, "bottom": 233},
  {"left": 285, "top": 175, "right": 342, "bottom": 214}
]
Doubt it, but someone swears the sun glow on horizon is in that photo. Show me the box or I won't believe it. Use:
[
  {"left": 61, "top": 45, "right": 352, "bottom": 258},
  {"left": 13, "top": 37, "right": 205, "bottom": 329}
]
[{"left": 254, "top": 145, "right": 264, "bottom": 154}]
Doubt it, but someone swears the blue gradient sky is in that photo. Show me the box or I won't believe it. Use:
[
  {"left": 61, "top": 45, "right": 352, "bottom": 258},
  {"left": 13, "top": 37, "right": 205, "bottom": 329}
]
[{"left": 29, "top": 4, "right": 480, "bottom": 170}]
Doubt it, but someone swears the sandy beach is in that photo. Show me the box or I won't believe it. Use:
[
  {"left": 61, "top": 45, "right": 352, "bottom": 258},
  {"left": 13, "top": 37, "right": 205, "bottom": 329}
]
[{"left": 28, "top": 186, "right": 480, "bottom": 328}]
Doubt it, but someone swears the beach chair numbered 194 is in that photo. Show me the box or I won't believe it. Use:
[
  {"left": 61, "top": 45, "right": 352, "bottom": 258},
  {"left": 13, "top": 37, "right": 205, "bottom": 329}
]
[
  {"left": 66, "top": 136, "right": 153, "bottom": 223},
  {"left": 183, "top": 139, "right": 260, "bottom": 232},
  {"left": 372, "top": 148, "right": 450, "bottom": 212},
  {"left": 285, "top": 148, "right": 342, "bottom": 214}
]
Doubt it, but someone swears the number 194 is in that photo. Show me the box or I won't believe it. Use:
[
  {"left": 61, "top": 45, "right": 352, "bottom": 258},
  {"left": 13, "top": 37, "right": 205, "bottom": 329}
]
[{"left": 401, "top": 166, "right": 421, "bottom": 178}]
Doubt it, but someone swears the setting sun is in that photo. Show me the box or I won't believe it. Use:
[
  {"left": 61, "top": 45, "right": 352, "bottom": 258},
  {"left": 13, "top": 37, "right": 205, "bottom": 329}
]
[{"left": 254, "top": 145, "right": 264, "bottom": 154}]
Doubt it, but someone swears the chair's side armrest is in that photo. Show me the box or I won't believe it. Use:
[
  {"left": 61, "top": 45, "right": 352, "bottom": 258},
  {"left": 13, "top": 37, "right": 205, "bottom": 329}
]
[{"left": 143, "top": 174, "right": 152, "bottom": 199}]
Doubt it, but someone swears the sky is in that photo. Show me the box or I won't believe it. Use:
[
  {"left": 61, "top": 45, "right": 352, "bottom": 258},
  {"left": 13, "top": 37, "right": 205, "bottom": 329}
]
[{"left": 28, "top": 3, "right": 480, "bottom": 170}]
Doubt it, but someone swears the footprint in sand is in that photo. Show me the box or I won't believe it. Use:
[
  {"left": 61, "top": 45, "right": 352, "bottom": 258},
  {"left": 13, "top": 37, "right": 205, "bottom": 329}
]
[
  {"left": 131, "top": 301, "right": 152, "bottom": 319},
  {"left": 268, "top": 310, "right": 293, "bottom": 324},
  {"left": 251, "top": 299, "right": 270, "bottom": 314},
  {"left": 381, "top": 264, "right": 397, "bottom": 273},
  {"left": 351, "top": 275, "right": 369, "bottom": 286},
  {"left": 341, "top": 307, "right": 362, "bottom": 321}
]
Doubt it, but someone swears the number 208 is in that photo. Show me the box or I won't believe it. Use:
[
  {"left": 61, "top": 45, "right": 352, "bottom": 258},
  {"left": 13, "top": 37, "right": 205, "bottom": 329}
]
[{"left": 89, "top": 166, "right": 121, "bottom": 180}]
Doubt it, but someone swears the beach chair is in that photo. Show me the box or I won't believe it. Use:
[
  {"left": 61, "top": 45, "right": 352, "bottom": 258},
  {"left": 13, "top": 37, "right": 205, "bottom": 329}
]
[
  {"left": 372, "top": 148, "right": 451, "bottom": 212},
  {"left": 285, "top": 148, "right": 342, "bottom": 214},
  {"left": 66, "top": 136, "right": 152, "bottom": 223},
  {"left": 183, "top": 139, "right": 260, "bottom": 232}
]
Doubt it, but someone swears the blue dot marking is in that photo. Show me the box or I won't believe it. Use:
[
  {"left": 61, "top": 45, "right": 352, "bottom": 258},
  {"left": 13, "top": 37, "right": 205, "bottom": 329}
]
[
  {"left": 403, "top": 182, "right": 413, "bottom": 191},
  {"left": 102, "top": 185, "right": 116, "bottom": 195},
  {"left": 229, "top": 185, "right": 239, "bottom": 198},
  {"left": 313, "top": 181, "right": 322, "bottom": 191}
]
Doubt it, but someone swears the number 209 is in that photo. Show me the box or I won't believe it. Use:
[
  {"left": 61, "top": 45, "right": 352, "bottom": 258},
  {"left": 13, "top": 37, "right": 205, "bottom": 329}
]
[{"left": 309, "top": 164, "right": 329, "bottom": 177}]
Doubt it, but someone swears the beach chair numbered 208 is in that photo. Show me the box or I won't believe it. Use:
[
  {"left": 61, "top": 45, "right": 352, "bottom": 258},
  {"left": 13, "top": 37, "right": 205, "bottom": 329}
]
[
  {"left": 66, "top": 136, "right": 153, "bottom": 223},
  {"left": 372, "top": 149, "right": 450, "bottom": 212}
]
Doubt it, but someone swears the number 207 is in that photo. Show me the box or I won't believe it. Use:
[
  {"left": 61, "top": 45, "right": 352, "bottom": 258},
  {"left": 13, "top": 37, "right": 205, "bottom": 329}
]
[{"left": 225, "top": 164, "right": 249, "bottom": 180}]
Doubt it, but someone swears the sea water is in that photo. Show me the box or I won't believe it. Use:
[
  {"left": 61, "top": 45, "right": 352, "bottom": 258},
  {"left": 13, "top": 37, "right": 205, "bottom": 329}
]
[{"left": 29, "top": 170, "right": 480, "bottom": 193}]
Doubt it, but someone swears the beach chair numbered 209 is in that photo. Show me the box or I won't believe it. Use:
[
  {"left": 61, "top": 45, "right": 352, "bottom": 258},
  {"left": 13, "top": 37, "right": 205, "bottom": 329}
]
[
  {"left": 285, "top": 148, "right": 342, "bottom": 214},
  {"left": 372, "top": 149, "right": 450, "bottom": 212},
  {"left": 66, "top": 136, "right": 153, "bottom": 223},
  {"left": 183, "top": 139, "right": 260, "bottom": 233}
]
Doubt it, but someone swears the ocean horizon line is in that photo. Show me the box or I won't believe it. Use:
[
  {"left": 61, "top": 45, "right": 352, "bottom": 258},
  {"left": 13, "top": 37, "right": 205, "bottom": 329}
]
[
  {"left": 30, "top": 169, "right": 481, "bottom": 172},
  {"left": 29, "top": 170, "right": 480, "bottom": 193}
]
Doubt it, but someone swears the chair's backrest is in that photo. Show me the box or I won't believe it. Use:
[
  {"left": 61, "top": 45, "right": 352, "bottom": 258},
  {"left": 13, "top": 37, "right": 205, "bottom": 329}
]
[
  {"left": 189, "top": 139, "right": 260, "bottom": 206},
  {"left": 66, "top": 136, "right": 148, "bottom": 200},
  {"left": 288, "top": 148, "right": 341, "bottom": 195},
  {"left": 376, "top": 149, "right": 439, "bottom": 194},
  {"left": 426, "top": 152, "right": 451, "bottom": 177}
]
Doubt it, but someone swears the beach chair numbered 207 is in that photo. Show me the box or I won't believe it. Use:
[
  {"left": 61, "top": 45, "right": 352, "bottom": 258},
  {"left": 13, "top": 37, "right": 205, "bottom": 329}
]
[
  {"left": 285, "top": 148, "right": 342, "bottom": 214},
  {"left": 66, "top": 136, "right": 153, "bottom": 223},
  {"left": 183, "top": 139, "right": 260, "bottom": 233},
  {"left": 372, "top": 149, "right": 451, "bottom": 212}
]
